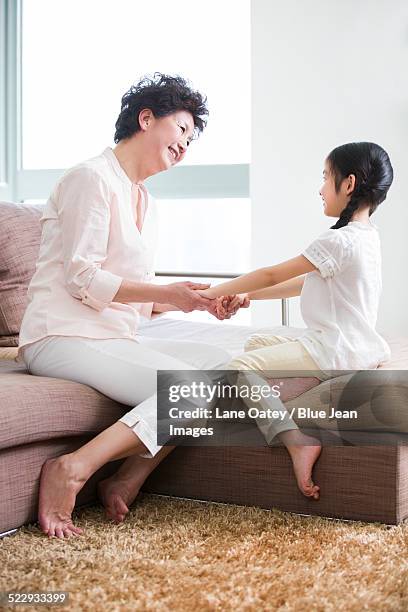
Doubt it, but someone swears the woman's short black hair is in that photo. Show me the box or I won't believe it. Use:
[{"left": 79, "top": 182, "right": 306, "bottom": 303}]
[
  {"left": 327, "top": 142, "right": 394, "bottom": 229},
  {"left": 114, "top": 73, "right": 209, "bottom": 143}
]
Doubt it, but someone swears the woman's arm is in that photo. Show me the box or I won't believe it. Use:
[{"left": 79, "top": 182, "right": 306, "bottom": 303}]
[
  {"left": 198, "top": 256, "right": 316, "bottom": 299},
  {"left": 113, "top": 280, "right": 214, "bottom": 313},
  {"left": 150, "top": 297, "right": 248, "bottom": 319},
  {"left": 113, "top": 280, "right": 171, "bottom": 304},
  {"left": 248, "top": 274, "right": 306, "bottom": 300},
  {"left": 115, "top": 283, "right": 242, "bottom": 320},
  {"left": 151, "top": 302, "right": 180, "bottom": 314}
]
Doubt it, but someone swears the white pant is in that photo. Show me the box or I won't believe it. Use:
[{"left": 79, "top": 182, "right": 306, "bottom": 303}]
[
  {"left": 22, "top": 324, "right": 233, "bottom": 458},
  {"left": 22, "top": 319, "right": 307, "bottom": 456}
]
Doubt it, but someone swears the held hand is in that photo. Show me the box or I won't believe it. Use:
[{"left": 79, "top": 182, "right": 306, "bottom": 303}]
[
  {"left": 206, "top": 298, "right": 231, "bottom": 321},
  {"left": 217, "top": 294, "right": 250, "bottom": 318},
  {"left": 192, "top": 289, "right": 250, "bottom": 320},
  {"left": 194, "top": 289, "right": 230, "bottom": 320},
  {"left": 165, "top": 282, "right": 214, "bottom": 313},
  {"left": 203, "top": 294, "right": 250, "bottom": 320},
  {"left": 230, "top": 293, "right": 250, "bottom": 313}
]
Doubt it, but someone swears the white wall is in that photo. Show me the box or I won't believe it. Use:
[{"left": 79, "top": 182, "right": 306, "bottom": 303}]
[{"left": 251, "top": 0, "right": 408, "bottom": 337}]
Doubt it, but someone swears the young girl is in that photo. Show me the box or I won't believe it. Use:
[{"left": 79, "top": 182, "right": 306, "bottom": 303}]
[{"left": 199, "top": 141, "right": 394, "bottom": 500}]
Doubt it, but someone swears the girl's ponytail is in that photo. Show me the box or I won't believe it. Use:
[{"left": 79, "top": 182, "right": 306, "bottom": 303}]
[
  {"left": 327, "top": 143, "right": 393, "bottom": 230},
  {"left": 332, "top": 192, "right": 361, "bottom": 230}
]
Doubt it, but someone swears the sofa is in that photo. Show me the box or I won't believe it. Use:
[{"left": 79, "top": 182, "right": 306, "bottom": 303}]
[{"left": 1, "top": 200, "right": 408, "bottom": 535}]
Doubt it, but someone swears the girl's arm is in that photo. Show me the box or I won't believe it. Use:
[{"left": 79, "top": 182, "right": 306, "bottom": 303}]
[
  {"left": 198, "top": 256, "right": 316, "bottom": 299},
  {"left": 151, "top": 298, "right": 241, "bottom": 319},
  {"left": 248, "top": 274, "right": 307, "bottom": 300}
]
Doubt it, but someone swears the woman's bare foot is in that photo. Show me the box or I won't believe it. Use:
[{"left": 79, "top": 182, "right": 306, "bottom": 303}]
[
  {"left": 38, "top": 455, "right": 88, "bottom": 538},
  {"left": 97, "top": 447, "right": 176, "bottom": 523},
  {"left": 97, "top": 475, "right": 143, "bottom": 523},
  {"left": 278, "top": 430, "right": 322, "bottom": 499}
]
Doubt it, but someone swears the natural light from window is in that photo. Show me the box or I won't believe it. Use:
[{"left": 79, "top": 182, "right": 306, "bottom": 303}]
[{"left": 22, "top": 0, "right": 250, "bottom": 169}]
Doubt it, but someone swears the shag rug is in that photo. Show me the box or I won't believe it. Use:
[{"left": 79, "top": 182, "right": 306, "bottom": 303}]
[{"left": 1, "top": 494, "right": 407, "bottom": 611}]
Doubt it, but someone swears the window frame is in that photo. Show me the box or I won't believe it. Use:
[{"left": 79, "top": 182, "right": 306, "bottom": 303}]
[{"left": 0, "top": 0, "right": 21, "bottom": 201}]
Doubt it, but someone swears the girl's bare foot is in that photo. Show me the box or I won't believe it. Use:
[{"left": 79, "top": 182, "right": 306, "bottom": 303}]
[
  {"left": 38, "top": 455, "right": 88, "bottom": 538},
  {"left": 278, "top": 430, "right": 322, "bottom": 499},
  {"left": 97, "top": 475, "right": 143, "bottom": 523}
]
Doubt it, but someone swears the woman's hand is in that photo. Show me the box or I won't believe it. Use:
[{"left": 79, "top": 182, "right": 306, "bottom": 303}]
[
  {"left": 159, "top": 284, "right": 250, "bottom": 319},
  {"left": 164, "top": 282, "right": 215, "bottom": 313}
]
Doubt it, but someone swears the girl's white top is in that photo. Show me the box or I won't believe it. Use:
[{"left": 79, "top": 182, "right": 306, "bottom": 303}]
[{"left": 298, "top": 219, "right": 391, "bottom": 371}]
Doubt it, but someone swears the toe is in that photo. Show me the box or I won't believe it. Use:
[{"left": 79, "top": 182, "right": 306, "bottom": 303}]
[
  {"left": 300, "top": 481, "right": 316, "bottom": 497},
  {"left": 115, "top": 496, "right": 129, "bottom": 515},
  {"left": 313, "top": 485, "right": 320, "bottom": 499},
  {"left": 66, "top": 524, "right": 82, "bottom": 537},
  {"left": 55, "top": 527, "right": 65, "bottom": 539},
  {"left": 39, "top": 516, "right": 50, "bottom": 534}
]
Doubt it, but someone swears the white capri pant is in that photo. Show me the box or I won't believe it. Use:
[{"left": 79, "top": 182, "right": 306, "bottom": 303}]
[
  {"left": 21, "top": 332, "right": 232, "bottom": 459},
  {"left": 22, "top": 321, "right": 324, "bottom": 456}
]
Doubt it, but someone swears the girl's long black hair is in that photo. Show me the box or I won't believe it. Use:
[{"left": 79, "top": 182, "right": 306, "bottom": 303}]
[{"left": 327, "top": 142, "right": 393, "bottom": 230}]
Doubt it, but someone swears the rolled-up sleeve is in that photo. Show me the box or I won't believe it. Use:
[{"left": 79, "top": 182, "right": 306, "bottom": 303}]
[
  {"left": 57, "top": 168, "right": 123, "bottom": 311},
  {"left": 134, "top": 271, "right": 155, "bottom": 319},
  {"left": 302, "top": 229, "right": 354, "bottom": 279}
]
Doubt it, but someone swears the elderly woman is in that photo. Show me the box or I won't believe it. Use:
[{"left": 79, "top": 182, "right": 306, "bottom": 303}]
[{"left": 17, "top": 73, "right": 248, "bottom": 539}]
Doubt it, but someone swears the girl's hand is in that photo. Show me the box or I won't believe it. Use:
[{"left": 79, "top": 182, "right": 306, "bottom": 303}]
[
  {"left": 226, "top": 293, "right": 250, "bottom": 315},
  {"left": 194, "top": 289, "right": 250, "bottom": 319},
  {"left": 215, "top": 297, "right": 232, "bottom": 319},
  {"left": 215, "top": 294, "right": 250, "bottom": 319}
]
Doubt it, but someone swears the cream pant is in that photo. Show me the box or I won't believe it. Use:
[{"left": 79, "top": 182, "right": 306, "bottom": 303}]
[
  {"left": 229, "top": 333, "right": 331, "bottom": 375},
  {"left": 226, "top": 334, "right": 333, "bottom": 443}
]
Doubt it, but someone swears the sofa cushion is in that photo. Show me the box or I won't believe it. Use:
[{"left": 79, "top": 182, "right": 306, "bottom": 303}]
[
  {"left": 0, "top": 201, "right": 43, "bottom": 345},
  {"left": 379, "top": 336, "right": 408, "bottom": 370},
  {"left": 0, "top": 347, "right": 19, "bottom": 360},
  {"left": 0, "top": 361, "right": 323, "bottom": 450},
  {"left": 3, "top": 358, "right": 408, "bottom": 454},
  {"left": 0, "top": 362, "right": 128, "bottom": 450},
  {"left": 284, "top": 369, "right": 408, "bottom": 440}
]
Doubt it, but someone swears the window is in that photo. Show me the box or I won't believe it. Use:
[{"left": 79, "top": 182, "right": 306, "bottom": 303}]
[
  {"left": 21, "top": 0, "right": 250, "bottom": 169},
  {"left": 8, "top": 0, "right": 252, "bottom": 325},
  {"left": 156, "top": 198, "right": 250, "bottom": 274}
]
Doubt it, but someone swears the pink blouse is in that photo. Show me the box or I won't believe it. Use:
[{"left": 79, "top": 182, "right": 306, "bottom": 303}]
[{"left": 17, "top": 147, "right": 158, "bottom": 362}]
